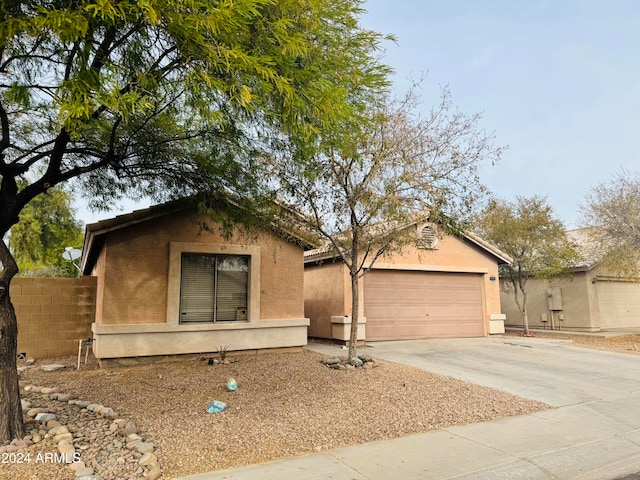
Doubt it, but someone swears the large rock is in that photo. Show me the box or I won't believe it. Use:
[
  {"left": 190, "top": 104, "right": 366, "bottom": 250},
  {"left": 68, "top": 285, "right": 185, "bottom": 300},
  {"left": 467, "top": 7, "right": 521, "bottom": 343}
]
[
  {"left": 138, "top": 452, "right": 157, "bottom": 466},
  {"left": 35, "top": 413, "right": 56, "bottom": 423},
  {"left": 146, "top": 464, "right": 162, "bottom": 480},
  {"left": 122, "top": 422, "right": 137, "bottom": 436},
  {"left": 57, "top": 443, "right": 76, "bottom": 463},
  {"left": 50, "top": 392, "right": 73, "bottom": 402},
  {"left": 135, "top": 442, "right": 154, "bottom": 454},
  {"left": 41, "top": 364, "right": 66, "bottom": 372}
]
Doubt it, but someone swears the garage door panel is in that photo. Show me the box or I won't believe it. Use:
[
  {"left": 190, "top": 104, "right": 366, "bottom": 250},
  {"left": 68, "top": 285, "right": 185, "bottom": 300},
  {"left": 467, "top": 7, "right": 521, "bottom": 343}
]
[
  {"left": 597, "top": 281, "right": 640, "bottom": 329},
  {"left": 364, "top": 270, "right": 484, "bottom": 340}
]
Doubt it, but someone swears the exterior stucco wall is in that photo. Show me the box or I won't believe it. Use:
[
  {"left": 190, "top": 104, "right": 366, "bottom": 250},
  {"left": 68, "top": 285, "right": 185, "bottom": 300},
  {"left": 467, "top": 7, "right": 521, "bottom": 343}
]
[
  {"left": 90, "top": 210, "right": 308, "bottom": 359},
  {"left": 501, "top": 273, "right": 597, "bottom": 331},
  {"left": 304, "top": 233, "right": 503, "bottom": 340},
  {"left": 304, "top": 262, "right": 346, "bottom": 338},
  {"left": 97, "top": 211, "right": 304, "bottom": 325}
]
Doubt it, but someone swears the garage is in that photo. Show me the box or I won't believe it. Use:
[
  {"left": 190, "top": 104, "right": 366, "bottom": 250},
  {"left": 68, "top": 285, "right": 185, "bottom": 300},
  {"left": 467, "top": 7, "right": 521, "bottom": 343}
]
[
  {"left": 364, "top": 270, "right": 484, "bottom": 340},
  {"left": 596, "top": 280, "right": 640, "bottom": 329}
]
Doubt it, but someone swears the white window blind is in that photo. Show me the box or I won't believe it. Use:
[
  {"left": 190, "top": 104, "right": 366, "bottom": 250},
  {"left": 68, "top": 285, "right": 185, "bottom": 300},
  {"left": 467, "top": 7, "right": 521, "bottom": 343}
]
[{"left": 179, "top": 254, "right": 249, "bottom": 323}]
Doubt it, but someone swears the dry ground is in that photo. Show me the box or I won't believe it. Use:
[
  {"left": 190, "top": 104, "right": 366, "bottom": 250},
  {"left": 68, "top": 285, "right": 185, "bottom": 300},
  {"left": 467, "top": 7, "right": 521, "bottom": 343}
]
[
  {"left": 9, "top": 333, "right": 640, "bottom": 479},
  {"left": 504, "top": 331, "right": 640, "bottom": 355}
]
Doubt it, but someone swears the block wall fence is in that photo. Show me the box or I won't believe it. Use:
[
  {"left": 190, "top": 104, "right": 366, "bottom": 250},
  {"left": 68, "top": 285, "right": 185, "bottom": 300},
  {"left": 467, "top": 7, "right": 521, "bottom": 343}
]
[{"left": 11, "top": 277, "right": 97, "bottom": 359}]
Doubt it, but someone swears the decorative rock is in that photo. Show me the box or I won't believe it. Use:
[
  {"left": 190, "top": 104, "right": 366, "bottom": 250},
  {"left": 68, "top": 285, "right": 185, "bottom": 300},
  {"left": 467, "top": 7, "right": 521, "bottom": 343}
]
[
  {"left": 41, "top": 364, "right": 66, "bottom": 372},
  {"left": 206, "top": 400, "right": 226, "bottom": 413},
  {"left": 69, "top": 460, "right": 87, "bottom": 472},
  {"left": 25, "top": 357, "right": 35, "bottom": 366},
  {"left": 138, "top": 452, "right": 157, "bottom": 466},
  {"left": 27, "top": 408, "right": 50, "bottom": 417},
  {"left": 35, "top": 413, "right": 57, "bottom": 423},
  {"left": 55, "top": 432, "right": 74, "bottom": 442},
  {"left": 127, "top": 440, "right": 142, "bottom": 450},
  {"left": 21, "top": 399, "right": 32, "bottom": 410},
  {"left": 41, "top": 386, "right": 60, "bottom": 394},
  {"left": 51, "top": 392, "right": 73, "bottom": 402},
  {"left": 19, "top": 383, "right": 158, "bottom": 480},
  {"left": 113, "top": 419, "right": 127, "bottom": 428},
  {"left": 363, "top": 362, "right": 374, "bottom": 370},
  {"left": 323, "top": 357, "right": 341, "bottom": 365},
  {"left": 75, "top": 466, "right": 96, "bottom": 476},
  {"left": 100, "top": 407, "right": 117, "bottom": 418},
  {"left": 145, "top": 464, "right": 162, "bottom": 480},
  {"left": 135, "top": 442, "right": 154, "bottom": 454},
  {"left": 49, "top": 425, "right": 69, "bottom": 435},
  {"left": 57, "top": 443, "right": 76, "bottom": 463},
  {"left": 122, "top": 422, "right": 137, "bottom": 436},
  {"left": 350, "top": 357, "right": 363, "bottom": 367},
  {"left": 226, "top": 378, "right": 238, "bottom": 391}
]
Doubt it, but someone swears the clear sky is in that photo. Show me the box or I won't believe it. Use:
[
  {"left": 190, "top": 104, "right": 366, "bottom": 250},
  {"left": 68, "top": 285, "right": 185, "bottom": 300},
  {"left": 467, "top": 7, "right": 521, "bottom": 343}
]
[
  {"left": 76, "top": 0, "right": 640, "bottom": 228},
  {"left": 362, "top": 0, "right": 640, "bottom": 228}
]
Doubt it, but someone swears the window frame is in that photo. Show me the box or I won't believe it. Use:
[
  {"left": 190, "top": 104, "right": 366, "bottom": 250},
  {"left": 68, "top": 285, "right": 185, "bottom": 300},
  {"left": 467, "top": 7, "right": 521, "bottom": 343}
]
[
  {"left": 179, "top": 252, "right": 250, "bottom": 324},
  {"left": 166, "top": 242, "right": 261, "bottom": 325}
]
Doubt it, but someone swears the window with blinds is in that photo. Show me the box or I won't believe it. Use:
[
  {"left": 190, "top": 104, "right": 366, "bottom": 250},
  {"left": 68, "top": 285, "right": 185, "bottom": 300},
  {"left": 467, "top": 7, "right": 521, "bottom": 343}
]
[{"left": 179, "top": 253, "right": 249, "bottom": 323}]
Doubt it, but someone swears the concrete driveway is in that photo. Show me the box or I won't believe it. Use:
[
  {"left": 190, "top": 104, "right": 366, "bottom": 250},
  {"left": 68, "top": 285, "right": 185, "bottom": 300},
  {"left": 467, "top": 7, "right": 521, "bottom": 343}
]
[
  {"left": 367, "top": 336, "right": 640, "bottom": 407},
  {"left": 177, "top": 336, "right": 640, "bottom": 480}
]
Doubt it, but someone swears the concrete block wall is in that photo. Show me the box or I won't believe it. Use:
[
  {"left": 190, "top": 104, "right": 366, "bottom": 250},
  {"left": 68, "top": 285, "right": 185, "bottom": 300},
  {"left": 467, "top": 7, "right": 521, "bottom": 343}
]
[{"left": 11, "top": 277, "right": 97, "bottom": 359}]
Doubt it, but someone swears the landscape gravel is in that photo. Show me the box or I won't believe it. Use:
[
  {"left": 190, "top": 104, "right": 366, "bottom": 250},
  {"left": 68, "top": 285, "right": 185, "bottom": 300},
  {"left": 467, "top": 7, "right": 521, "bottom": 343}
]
[{"left": 14, "top": 331, "right": 637, "bottom": 479}]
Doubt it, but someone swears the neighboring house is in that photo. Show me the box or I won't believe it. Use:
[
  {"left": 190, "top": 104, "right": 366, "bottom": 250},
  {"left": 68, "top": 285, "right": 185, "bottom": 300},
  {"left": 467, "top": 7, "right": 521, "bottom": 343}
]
[
  {"left": 80, "top": 200, "right": 310, "bottom": 362},
  {"left": 304, "top": 223, "right": 511, "bottom": 342},
  {"left": 501, "top": 228, "right": 640, "bottom": 332}
]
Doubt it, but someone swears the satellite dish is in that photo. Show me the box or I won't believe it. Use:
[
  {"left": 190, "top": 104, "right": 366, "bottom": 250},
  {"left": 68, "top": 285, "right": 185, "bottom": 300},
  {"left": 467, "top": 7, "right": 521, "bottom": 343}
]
[{"left": 62, "top": 247, "right": 82, "bottom": 261}]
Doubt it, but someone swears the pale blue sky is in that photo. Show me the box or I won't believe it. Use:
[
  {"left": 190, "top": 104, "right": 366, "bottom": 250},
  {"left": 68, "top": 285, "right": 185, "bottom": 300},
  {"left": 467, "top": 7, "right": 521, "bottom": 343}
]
[
  {"left": 77, "top": 1, "right": 640, "bottom": 228},
  {"left": 363, "top": 0, "right": 640, "bottom": 228}
]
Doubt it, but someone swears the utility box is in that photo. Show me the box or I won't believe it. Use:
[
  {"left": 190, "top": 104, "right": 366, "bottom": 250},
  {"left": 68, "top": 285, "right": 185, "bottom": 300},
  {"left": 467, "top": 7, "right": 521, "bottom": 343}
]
[{"left": 547, "top": 288, "right": 563, "bottom": 311}]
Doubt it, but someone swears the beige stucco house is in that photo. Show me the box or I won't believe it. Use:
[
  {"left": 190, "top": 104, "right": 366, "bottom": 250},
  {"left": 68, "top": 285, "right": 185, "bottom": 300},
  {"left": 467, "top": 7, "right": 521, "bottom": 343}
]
[
  {"left": 304, "top": 223, "right": 511, "bottom": 342},
  {"left": 501, "top": 230, "right": 640, "bottom": 332},
  {"left": 80, "top": 201, "right": 310, "bottom": 361}
]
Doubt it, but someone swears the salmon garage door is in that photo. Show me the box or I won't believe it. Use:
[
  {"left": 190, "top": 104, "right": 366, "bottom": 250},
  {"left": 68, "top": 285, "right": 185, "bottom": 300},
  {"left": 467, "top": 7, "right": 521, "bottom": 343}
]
[{"left": 364, "top": 270, "right": 484, "bottom": 340}]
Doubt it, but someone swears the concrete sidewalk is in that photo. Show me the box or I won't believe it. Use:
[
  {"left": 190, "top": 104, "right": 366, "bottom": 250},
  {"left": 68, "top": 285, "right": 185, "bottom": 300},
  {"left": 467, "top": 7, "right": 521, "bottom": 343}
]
[{"left": 176, "top": 338, "right": 640, "bottom": 480}]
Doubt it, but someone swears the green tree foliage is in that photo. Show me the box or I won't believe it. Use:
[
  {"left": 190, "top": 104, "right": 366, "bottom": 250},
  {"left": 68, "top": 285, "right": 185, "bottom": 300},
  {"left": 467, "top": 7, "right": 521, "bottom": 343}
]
[
  {"left": 581, "top": 169, "right": 640, "bottom": 277},
  {"left": 271, "top": 84, "right": 503, "bottom": 361},
  {"left": 476, "top": 196, "right": 578, "bottom": 334},
  {"left": 9, "top": 185, "right": 83, "bottom": 277},
  {"left": 0, "top": 0, "right": 391, "bottom": 443}
]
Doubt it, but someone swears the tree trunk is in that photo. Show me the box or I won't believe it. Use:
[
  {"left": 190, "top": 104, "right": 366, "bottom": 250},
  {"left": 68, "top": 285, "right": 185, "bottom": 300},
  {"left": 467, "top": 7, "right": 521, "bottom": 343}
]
[
  {"left": 348, "top": 269, "right": 359, "bottom": 363},
  {"left": 0, "top": 240, "right": 24, "bottom": 444},
  {"left": 522, "top": 290, "right": 530, "bottom": 335}
]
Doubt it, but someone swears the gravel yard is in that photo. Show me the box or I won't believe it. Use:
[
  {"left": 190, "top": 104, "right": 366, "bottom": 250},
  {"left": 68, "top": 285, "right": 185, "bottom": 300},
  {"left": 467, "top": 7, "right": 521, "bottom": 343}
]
[
  {"left": 7, "top": 333, "right": 639, "bottom": 480},
  {"left": 7, "top": 346, "right": 552, "bottom": 480}
]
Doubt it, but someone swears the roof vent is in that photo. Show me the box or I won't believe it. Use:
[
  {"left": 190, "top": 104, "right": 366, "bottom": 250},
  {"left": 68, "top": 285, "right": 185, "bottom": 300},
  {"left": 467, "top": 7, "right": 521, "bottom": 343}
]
[{"left": 417, "top": 224, "right": 439, "bottom": 250}]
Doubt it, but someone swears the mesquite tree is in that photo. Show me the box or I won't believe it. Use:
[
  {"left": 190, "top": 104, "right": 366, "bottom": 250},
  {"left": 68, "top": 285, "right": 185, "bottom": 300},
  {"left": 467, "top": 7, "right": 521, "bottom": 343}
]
[
  {"left": 0, "top": 0, "right": 390, "bottom": 443},
  {"left": 476, "top": 195, "right": 578, "bottom": 334},
  {"left": 271, "top": 85, "right": 503, "bottom": 362},
  {"left": 581, "top": 169, "right": 640, "bottom": 277}
]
